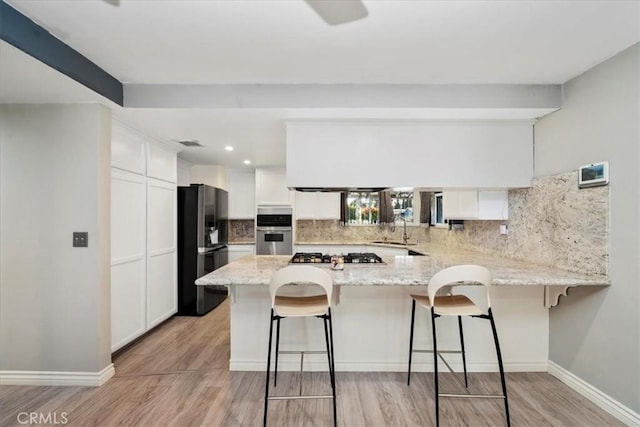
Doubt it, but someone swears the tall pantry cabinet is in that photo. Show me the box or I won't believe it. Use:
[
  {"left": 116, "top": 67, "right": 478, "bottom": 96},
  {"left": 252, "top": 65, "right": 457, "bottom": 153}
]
[{"left": 110, "top": 121, "right": 180, "bottom": 352}]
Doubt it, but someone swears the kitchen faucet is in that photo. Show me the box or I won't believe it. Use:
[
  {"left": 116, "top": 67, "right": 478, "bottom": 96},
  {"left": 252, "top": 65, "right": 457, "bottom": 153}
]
[{"left": 401, "top": 215, "right": 412, "bottom": 245}]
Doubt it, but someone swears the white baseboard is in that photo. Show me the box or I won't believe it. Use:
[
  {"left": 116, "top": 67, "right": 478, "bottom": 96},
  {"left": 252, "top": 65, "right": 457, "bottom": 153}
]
[
  {"left": 0, "top": 364, "right": 115, "bottom": 387},
  {"left": 548, "top": 361, "right": 640, "bottom": 426},
  {"left": 230, "top": 359, "right": 547, "bottom": 373}
]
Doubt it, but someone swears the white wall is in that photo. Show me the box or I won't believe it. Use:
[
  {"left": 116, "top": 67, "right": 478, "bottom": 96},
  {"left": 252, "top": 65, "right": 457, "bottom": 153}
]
[
  {"left": 177, "top": 158, "right": 192, "bottom": 187},
  {"left": 0, "top": 104, "right": 112, "bottom": 374},
  {"left": 535, "top": 44, "right": 640, "bottom": 412},
  {"left": 190, "top": 164, "right": 227, "bottom": 189}
]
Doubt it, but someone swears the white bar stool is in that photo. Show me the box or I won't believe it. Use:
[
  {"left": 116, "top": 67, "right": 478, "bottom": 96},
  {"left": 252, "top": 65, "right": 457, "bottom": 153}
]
[
  {"left": 263, "top": 265, "right": 336, "bottom": 427},
  {"left": 407, "top": 264, "right": 510, "bottom": 427}
]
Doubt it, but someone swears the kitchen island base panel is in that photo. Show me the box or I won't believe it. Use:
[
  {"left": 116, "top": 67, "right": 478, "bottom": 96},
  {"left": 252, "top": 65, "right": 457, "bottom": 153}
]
[{"left": 229, "top": 285, "right": 548, "bottom": 372}]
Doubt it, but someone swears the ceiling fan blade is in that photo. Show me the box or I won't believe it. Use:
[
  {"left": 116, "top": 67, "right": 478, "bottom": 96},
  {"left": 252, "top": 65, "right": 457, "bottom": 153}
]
[{"left": 305, "top": 0, "right": 368, "bottom": 25}]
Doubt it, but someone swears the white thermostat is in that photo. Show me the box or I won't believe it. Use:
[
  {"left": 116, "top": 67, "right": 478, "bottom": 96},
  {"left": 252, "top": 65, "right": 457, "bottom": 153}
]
[{"left": 578, "top": 161, "right": 609, "bottom": 188}]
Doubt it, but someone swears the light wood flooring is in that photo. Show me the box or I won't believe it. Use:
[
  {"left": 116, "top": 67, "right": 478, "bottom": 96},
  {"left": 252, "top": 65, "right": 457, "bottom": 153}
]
[{"left": 0, "top": 299, "right": 623, "bottom": 426}]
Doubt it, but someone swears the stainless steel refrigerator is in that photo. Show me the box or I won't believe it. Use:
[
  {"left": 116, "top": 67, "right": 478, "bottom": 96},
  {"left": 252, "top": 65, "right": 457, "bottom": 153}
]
[{"left": 177, "top": 184, "right": 229, "bottom": 315}]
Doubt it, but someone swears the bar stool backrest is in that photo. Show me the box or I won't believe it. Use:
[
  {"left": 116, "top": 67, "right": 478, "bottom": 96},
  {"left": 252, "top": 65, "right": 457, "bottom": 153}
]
[
  {"left": 269, "top": 265, "right": 334, "bottom": 310},
  {"left": 427, "top": 265, "right": 493, "bottom": 309}
]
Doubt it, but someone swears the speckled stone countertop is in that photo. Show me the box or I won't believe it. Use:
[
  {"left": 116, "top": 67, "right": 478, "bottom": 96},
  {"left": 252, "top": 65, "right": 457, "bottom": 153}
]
[{"left": 196, "top": 243, "right": 610, "bottom": 287}]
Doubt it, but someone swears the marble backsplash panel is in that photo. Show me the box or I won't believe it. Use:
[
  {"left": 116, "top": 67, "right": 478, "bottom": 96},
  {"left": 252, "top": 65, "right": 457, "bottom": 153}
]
[
  {"left": 429, "top": 171, "right": 608, "bottom": 275},
  {"left": 228, "top": 219, "right": 255, "bottom": 243},
  {"left": 296, "top": 219, "right": 428, "bottom": 244}
]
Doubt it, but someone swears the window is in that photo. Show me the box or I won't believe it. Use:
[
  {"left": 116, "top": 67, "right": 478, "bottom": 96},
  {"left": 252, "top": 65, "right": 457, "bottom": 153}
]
[
  {"left": 345, "top": 189, "right": 418, "bottom": 225},
  {"left": 391, "top": 189, "right": 414, "bottom": 223},
  {"left": 347, "top": 191, "right": 379, "bottom": 224},
  {"left": 433, "top": 192, "right": 446, "bottom": 226}
]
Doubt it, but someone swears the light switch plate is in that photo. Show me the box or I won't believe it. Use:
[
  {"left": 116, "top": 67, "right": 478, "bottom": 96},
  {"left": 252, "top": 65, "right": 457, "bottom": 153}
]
[
  {"left": 73, "top": 232, "right": 88, "bottom": 247},
  {"left": 499, "top": 224, "right": 508, "bottom": 235}
]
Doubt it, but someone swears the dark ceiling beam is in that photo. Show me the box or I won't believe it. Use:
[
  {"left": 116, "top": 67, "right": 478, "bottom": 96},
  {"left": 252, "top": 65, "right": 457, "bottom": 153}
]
[{"left": 0, "top": 0, "right": 123, "bottom": 105}]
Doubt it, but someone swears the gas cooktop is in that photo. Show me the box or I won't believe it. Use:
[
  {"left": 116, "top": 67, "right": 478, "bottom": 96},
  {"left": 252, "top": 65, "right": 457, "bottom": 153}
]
[{"left": 290, "top": 252, "right": 384, "bottom": 264}]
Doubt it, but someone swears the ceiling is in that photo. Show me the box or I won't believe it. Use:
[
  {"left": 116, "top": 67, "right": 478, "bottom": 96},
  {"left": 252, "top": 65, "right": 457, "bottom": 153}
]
[{"left": 1, "top": 0, "right": 639, "bottom": 167}]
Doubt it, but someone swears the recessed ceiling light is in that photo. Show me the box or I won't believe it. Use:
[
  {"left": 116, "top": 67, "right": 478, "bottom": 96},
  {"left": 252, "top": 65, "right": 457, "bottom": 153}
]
[
  {"left": 225, "top": 145, "right": 234, "bottom": 151},
  {"left": 243, "top": 160, "right": 251, "bottom": 165}
]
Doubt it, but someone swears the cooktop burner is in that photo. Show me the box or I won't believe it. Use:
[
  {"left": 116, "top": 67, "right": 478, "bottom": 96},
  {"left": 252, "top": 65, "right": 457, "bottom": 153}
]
[{"left": 290, "top": 252, "right": 384, "bottom": 264}]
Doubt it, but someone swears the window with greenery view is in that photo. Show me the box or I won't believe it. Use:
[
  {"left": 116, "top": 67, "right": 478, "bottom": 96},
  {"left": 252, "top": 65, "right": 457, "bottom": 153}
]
[
  {"left": 346, "top": 190, "right": 416, "bottom": 225},
  {"left": 347, "top": 191, "right": 379, "bottom": 224}
]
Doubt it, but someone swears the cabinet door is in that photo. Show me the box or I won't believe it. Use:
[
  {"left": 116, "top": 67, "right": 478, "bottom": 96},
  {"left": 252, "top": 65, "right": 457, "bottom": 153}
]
[
  {"left": 227, "top": 170, "right": 256, "bottom": 218},
  {"left": 443, "top": 190, "right": 478, "bottom": 219},
  {"left": 316, "top": 192, "right": 341, "bottom": 219},
  {"left": 146, "top": 179, "right": 177, "bottom": 329},
  {"left": 111, "top": 170, "right": 146, "bottom": 352},
  {"left": 295, "top": 192, "right": 340, "bottom": 219},
  {"left": 147, "top": 143, "right": 177, "bottom": 183},
  {"left": 256, "top": 169, "right": 293, "bottom": 205},
  {"left": 112, "top": 122, "right": 146, "bottom": 175},
  {"left": 478, "top": 190, "right": 509, "bottom": 220},
  {"left": 457, "top": 190, "right": 479, "bottom": 218},
  {"left": 295, "top": 192, "right": 317, "bottom": 219}
]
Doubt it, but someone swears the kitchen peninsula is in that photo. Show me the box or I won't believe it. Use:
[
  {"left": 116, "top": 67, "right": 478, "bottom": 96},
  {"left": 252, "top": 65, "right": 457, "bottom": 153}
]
[{"left": 196, "top": 244, "right": 608, "bottom": 373}]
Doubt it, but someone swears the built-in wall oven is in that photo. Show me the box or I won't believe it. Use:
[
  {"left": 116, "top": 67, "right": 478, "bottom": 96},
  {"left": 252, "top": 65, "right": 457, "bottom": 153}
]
[{"left": 256, "top": 206, "right": 293, "bottom": 255}]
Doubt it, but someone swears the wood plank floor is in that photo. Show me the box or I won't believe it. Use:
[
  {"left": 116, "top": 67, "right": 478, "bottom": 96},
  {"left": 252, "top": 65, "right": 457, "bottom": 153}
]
[{"left": 0, "top": 299, "right": 623, "bottom": 426}]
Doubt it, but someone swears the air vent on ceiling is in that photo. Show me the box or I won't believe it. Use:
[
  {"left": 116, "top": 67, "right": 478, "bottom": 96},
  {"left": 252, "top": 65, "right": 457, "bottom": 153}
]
[{"left": 176, "top": 140, "right": 203, "bottom": 147}]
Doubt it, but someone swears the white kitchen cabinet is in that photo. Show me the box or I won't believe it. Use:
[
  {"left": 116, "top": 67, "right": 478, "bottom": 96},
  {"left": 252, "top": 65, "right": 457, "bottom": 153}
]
[
  {"left": 110, "top": 170, "right": 146, "bottom": 351},
  {"left": 227, "top": 169, "right": 256, "bottom": 218},
  {"left": 146, "top": 179, "right": 177, "bottom": 329},
  {"left": 478, "top": 190, "right": 509, "bottom": 220},
  {"left": 443, "top": 190, "right": 509, "bottom": 220},
  {"left": 443, "top": 190, "right": 479, "bottom": 219},
  {"left": 295, "top": 192, "right": 340, "bottom": 219},
  {"left": 111, "top": 121, "right": 179, "bottom": 352},
  {"left": 111, "top": 122, "right": 146, "bottom": 175},
  {"left": 147, "top": 142, "right": 177, "bottom": 183},
  {"left": 256, "top": 169, "right": 293, "bottom": 205},
  {"left": 228, "top": 244, "right": 256, "bottom": 263}
]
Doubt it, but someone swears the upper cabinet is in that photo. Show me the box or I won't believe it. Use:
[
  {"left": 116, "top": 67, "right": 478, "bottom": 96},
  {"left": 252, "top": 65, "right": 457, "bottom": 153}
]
[
  {"left": 147, "top": 143, "right": 177, "bottom": 183},
  {"left": 112, "top": 121, "right": 177, "bottom": 183},
  {"left": 256, "top": 169, "right": 294, "bottom": 205},
  {"left": 295, "top": 192, "right": 340, "bottom": 219},
  {"left": 111, "top": 122, "right": 146, "bottom": 175},
  {"left": 227, "top": 169, "right": 256, "bottom": 218},
  {"left": 443, "top": 190, "right": 508, "bottom": 220},
  {"left": 443, "top": 190, "right": 478, "bottom": 219}
]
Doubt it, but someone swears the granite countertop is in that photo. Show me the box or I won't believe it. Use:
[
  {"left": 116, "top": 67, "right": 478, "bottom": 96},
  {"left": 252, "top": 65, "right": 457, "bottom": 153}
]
[{"left": 196, "top": 244, "right": 610, "bottom": 287}]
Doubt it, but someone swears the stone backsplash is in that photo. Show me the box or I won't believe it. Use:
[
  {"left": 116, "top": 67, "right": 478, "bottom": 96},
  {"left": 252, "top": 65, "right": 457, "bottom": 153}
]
[
  {"left": 228, "top": 219, "right": 255, "bottom": 243},
  {"left": 296, "top": 219, "right": 428, "bottom": 244},
  {"left": 429, "top": 171, "right": 608, "bottom": 275}
]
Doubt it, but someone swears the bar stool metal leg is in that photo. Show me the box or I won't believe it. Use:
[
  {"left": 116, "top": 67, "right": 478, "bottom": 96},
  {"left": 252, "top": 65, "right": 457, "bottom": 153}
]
[
  {"left": 407, "top": 299, "right": 416, "bottom": 386},
  {"left": 458, "top": 315, "right": 468, "bottom": 388},
  {"left": 274, "top": 318, "right": 281, "bottom": 387},
  {"left": 327, "top": 308, "right": 337, "bottom": 427},
  {"left": 431, "top": 307, "right": 440, "bottom": 427},
  {"left": 264, "top": 309, "right": 275, "bottom": 427},
  {"left": 488, "top": 308, "right": 510, "bottom": 427}
]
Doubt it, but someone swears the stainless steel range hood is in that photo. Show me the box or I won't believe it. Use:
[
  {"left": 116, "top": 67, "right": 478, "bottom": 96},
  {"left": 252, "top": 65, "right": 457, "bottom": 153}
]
[{"left": 291, "top": 187, "right": 389, "bottom": 193}]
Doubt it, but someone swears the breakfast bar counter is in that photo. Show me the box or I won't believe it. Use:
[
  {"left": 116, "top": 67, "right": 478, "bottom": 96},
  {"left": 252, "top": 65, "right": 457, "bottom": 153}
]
[
  {"left": 196, "top": 246, "right": 608, "bottom": 373},
  {"left": 195, "top": 247, "right": 609, "bottom": 288}
]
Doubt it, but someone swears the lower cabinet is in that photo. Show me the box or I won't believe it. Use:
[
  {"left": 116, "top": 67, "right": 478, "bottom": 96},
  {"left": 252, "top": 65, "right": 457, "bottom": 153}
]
[{"left": 228, "top": 244, "right": 256, "bottom": 263}]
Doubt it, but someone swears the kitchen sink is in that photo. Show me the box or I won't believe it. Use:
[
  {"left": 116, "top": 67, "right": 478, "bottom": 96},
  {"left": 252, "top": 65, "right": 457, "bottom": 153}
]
[{"left": 371, "top": 240, "right": 418, "bottom": 246}]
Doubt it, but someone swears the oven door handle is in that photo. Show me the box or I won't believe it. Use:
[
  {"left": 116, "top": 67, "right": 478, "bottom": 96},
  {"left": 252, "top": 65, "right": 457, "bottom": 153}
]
[{"left": 256, "top": 227, "right": 292, "bottom": 232}]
